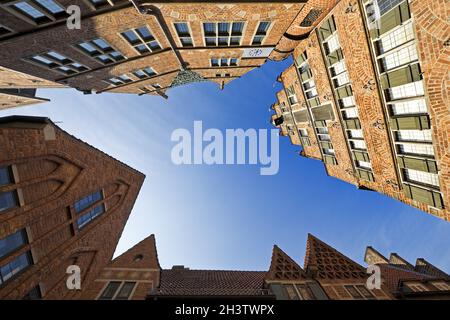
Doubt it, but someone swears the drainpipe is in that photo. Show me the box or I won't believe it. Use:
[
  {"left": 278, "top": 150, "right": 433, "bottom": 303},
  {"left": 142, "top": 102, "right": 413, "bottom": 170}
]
[{"left": 129, "top": 0, "right": 186, "bottom": 70}]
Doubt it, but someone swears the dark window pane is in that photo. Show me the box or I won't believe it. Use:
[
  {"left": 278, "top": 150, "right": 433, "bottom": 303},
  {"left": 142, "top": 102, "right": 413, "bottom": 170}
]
[
  {"left": 76, "top": 204, "right": 105, "bottom": 229},
  {"left": 0, "top": 251, "right": 32, "bottom": 283},
  {"left": 203, "top": 23, "right": 215, "bottom": 35},
  {"left": 99, "top": 281, "right": 121, "bottom": 300},
  {"left": 0, "top": 167, "right": 13, "bottom": 185},
  {"left": 135, "top": 44, "right": 149, "bottom": 53},
  {"left": 115, "top": 282, "right": 136, "bottom": 300},
  {"left": 232, "top": 22, "right": 244, "bottom": 35},
  {"left": 0, "top": 229, "right": 28, "bottom": 259},
  {"left": 23, "top": 285, "right": 42, "bottom": 300},
  {"left": 74, "top": 191, "right": 102, "bottom": 213},
  {"left": 122, "top": 30, "right": 139, "bottom": 44},
  {"left": 78, "top": 42, "right": 97, "bottom": 54},
  {"left": 137, "top": 27, "right": 153, "bottom": 41},
  {"left": 0, "top": 191, "right": 18, "bottom": 212},
  {"left": 174, "top": 23, "right": 189, "bottom": 36},
  {"left": 257, "top": 21, "right": 270, "bottom": 34},
  {"left": 218, "top": 23, "right": 229, "bottom": 35},
  {"left": 345, "top": 285, "right": 363, "bottom": 299}
]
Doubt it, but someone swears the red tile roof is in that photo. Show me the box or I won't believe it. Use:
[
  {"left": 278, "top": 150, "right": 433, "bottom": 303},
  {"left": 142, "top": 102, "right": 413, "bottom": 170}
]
[{"left": 153, "top": 269, "right": 270, "bottom": 297}]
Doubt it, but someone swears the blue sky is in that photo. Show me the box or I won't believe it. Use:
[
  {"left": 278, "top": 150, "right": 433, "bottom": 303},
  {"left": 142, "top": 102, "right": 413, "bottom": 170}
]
[{"left": 2, "top": 58, "right": 449, "bottom": 273}]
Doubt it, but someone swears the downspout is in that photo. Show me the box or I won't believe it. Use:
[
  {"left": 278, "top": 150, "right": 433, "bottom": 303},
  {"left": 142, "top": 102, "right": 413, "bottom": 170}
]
[{"left": 130, "top": 0, "right": 187, "bottom": 70}]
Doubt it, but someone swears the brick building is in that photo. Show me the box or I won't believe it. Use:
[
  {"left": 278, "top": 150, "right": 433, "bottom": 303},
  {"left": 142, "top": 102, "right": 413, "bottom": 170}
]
[
  {"left": 0, "top": 0, "right": 342, "bottom": 107},
  {"left": 271, "top": 0, "right": 450, "bottom": 221},
  {"left": 0, "top": 115, "right": 145, "bottom": 299},
  {"left": 83, "top": 233, "right": 449, "bottom": 300}
]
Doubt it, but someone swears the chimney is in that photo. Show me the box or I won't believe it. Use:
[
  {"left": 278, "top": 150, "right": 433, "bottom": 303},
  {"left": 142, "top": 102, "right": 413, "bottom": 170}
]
[{"left": 172, "top": 265, "right": 189, "bottom": 271}]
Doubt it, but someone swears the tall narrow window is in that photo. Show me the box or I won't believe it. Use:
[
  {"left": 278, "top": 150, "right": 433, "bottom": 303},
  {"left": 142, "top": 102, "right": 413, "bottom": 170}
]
[
  {"left": 121, "top": 26, "right": 161, "bottom": 54},
  {"left": 74, "top": 190, "right": 105, "bottom": 230},
  {"left": 0, "top": 166, "right": 18, "bottom": 213},
  {"left": 0, "top": 229, "right": 32, "bottom": 285},
  {"left": 174, "top": 22, "right": 193, "bottom": 47},
  {"left": 252, "top": 21, "right": 271, "bottom": 45}
]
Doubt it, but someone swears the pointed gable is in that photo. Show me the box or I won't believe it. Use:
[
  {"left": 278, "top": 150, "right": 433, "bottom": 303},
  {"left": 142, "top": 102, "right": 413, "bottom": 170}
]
[
  {"left": 108, "top": 234, "right": 160, "bottom": 270},
  {"left": 389, "top": 253, "right": 414, "bottom": 271},
  {"left": 364, "top": 246, "right": 389, "bottom": 265},
  {"left": 265, "top": 245, "right": 309, "bottom": 281},
  {"left": 304, "top": 234, "right": 367, "bottom": 280},
  {"left": 415, "top": 258, "right": 449, "bottom": 279}
]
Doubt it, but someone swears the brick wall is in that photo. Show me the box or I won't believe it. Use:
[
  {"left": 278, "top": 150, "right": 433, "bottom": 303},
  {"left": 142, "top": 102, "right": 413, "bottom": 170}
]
[{"left": 0, "top": 117, "right": 144, "bottom": 299}]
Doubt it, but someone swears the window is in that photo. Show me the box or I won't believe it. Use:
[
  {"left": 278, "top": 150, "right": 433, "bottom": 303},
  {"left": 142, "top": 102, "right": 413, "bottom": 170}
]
[
  {"left": 152, "top": 83, "right": 161, "bottom": 89},
  {"left": 99, "top": 281, "right": 136, "bottom": 300},
  {"left": 348, "top": 129, "right": 363, "bottom": 139},
  {"left": 0, "top": 251, "right": 33, "bottom": 285},
  {"left": 389, "top": 81, "right": 424, "bottom": 100},
  {"left": 380, "top": 43, "right": 418, "bottom": 71},
  {"left": 305, "top": 87, "right": 318, "bottom": 99},
  {"left": 115, "top": 282, "right": 136, "bottom": 300},
  {"left": 398, "top": 143, "right": 434, "bottom": 156},
  {"left": 74, "top": 190, "right": 103, "bottom": 213},
  {"left": 203, "top": 22, "right": 244, "bottom": 46},
  {"left": 252, "top": 21, "right": 271, "bottom": 45},
  {"left": 378, "top": 21, "right": 414, "bottom": 54},
  {"left": 342, "top": 107, "right": 358, "bottom": 119},
  {"left": 210, "top": 58, "right": 238, "bottom": 67},
  {"left": 174, "top": 22, "right": 193, "bottom": 47},
  {"left": 76, "top": 203, "right": 105, "bottom": 229},
  {"left": 303, "top": 79, "right": 315, "bottom": 90},
  {"left": 99, "top": 281, "right": 121, "bottom": 300},
  {"left": 404, "top": 168, "right": 440, "bottom": 187},
  {"left": 0, "top": 166, "right": 18, "bottom": 213},
  {"left": 121, "top": 26, "right": 161, "bottom": 54},
  {"left": 331, "top": 60, "right": 346, "bottom": 76},
  {"left": 351, "top": 140, "right": 367, "bottom": 150},
  {"left": 340, "top": 96, "right": 355, "bottom": 108},
  {"left": 355, "top": 285, "right": 375, "bottom": 299},
  {"left": 285, "top": 285, "right": 299, "bottom": 300},
  {"left": 299, "top": 129, "right": 308, "bottom": 137},
  {"left": 389, "top": 98, "right": 427, "bottom": 115},
  {"left": 431, "top": 282, "right": 450, "bottom": 291},
  {"left": 132, "top": 67, "right": 156, "bottom": 79},
  {"left": 28, "top": 51, "right": 88, "bottom": 75},
  {"left": 357, "top": 160, "right": 372, "bottom": 170},
  {"left": 396, "top": 129, "right": 432, "bottom": 142},
  {"left": 334, "top": 72, "right": 350, "bottom": 87},
  {"left": 76, "top": 38, "right": 125, "bottom": 64},
  {"left": 296, "top": 284, "right": 316, "bottom": 300},
  {"left": 316, "top": 127, "right": 329, "bottom": 134},
  {"left": 9, "top": 0, "right": 66, "bottom": 24},
  {"left": 407, "top": 283, "right": 427, "bottom": 292},
  {"left": 106, "top": 74, "right": 133, "bottom": 86},
  {"left": 22, "top": 285, "right": 42, "bottom": 300},
  {"left": 344, "top": 285, "right": 363, "bottom": 299},
  {"left": 286, "top": 85, "right": 298, "bottom": 105},
  {"left": 324, "top": 33, "right": 340, "bottom": 54},
  {"left": 0, "top": 229, "right": 28, "bottom": 259},
  {"left": 323, "top": 148, "right": 335, "bottom": 155}
]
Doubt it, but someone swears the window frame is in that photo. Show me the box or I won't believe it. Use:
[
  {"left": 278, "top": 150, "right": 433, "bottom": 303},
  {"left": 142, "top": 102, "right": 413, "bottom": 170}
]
[
  {"left": 202, "top": 21, "right": 246, "bottom": 47},
  {"left": 120, "top": 25, "right": 162, "bottom": 55},
  {"left": 173, "top": 22, "right": 194, "bottom": 47},
  {"left": 5, "top": 0, "right": 67, "bottom": 25},
  {"left": 74, "top": 38, "right": 126, "bottom": 65},
  {"left": 251, "top": 21, "right": 272, "bottom": 46},
  {"left": 25, "top": 51, "right": 90, "bottom": 76}
]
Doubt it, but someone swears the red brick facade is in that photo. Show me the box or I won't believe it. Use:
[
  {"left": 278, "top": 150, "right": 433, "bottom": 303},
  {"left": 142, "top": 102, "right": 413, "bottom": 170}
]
[{"left": 0, "top": 116, "right": 144, "bottom": 299}]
